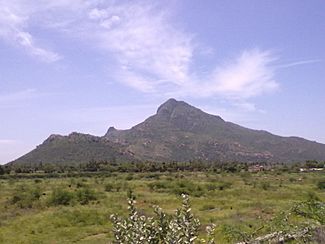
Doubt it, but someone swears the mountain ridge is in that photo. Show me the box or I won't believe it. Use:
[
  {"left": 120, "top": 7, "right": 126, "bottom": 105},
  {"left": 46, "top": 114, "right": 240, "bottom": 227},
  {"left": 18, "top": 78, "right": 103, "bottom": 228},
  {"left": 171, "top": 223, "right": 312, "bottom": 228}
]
[{"left": 9, "top": 98, "right": 325, "bottom": 165}]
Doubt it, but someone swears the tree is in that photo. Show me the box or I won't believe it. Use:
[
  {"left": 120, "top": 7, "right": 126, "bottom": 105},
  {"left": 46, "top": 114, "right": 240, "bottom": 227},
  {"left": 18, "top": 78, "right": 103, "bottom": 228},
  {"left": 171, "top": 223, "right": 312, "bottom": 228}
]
[{"left": 0, "top": 165, "right": 5, "bottom": 175}]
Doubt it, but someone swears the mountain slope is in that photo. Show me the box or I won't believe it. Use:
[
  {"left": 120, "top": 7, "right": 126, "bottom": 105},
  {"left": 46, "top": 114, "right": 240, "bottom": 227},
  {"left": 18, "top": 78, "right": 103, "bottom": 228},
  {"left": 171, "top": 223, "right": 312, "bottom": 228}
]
[
  {"left": 105, "top": 98, "right": 325, "bottom": 162},
  {"left": 10, "top": 132, "right": 136, "bottom": 166},
  {"left": 9, "top": 98, "right": 325, "bottom": 165}
]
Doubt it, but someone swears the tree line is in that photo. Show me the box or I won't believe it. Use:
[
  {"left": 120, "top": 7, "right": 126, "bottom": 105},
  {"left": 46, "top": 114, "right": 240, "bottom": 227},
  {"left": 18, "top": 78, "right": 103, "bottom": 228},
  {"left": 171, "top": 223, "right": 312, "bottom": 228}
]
[{"left": 0, "top": 160, "right": 324, "bottom": 176}]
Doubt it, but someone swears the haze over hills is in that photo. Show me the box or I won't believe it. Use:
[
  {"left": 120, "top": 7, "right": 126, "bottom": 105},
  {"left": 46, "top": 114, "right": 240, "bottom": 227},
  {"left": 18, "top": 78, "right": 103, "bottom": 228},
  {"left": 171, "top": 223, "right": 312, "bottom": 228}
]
[{"left": 9, "top": 99, "right": 325, "bottom": 165}]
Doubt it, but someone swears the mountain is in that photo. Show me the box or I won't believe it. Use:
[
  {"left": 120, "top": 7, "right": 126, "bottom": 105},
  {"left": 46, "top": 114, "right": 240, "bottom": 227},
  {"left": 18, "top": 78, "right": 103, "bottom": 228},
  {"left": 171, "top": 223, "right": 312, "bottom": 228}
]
[
  {"left": 9, "top": 98, "right": 325, "bottom": 165},
  {"left": 10, "top": 133, "right": 135, "bottom": 166},
  {"left": 104, "top": 98, "right": 325, "bottom": 162}
]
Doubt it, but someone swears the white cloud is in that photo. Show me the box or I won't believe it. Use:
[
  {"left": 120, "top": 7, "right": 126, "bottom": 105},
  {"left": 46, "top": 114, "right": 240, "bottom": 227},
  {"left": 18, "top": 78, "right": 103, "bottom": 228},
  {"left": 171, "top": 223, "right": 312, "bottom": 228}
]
[
  {"left": 100, "top": 15, "right": 120, "bottom": 29},
  {"left": 85, "top": 3, "right": 194, "bottom": 92},
  {"left": 199, "top": 49, "right": 279, "bottom": 99},
  {"left": 80, "top": 4, "right": 278, "bottom": 100},
  {"left": 276, "top": 59, "right": 322, "bottom": 69},
  {"left": 14, "top": 31, "right": 61, "bottom": 62},
  {"left": 0, "top": 1, "right": 280, "bottom": 102},
  {"left": 0, "top": 2, "right": 61, "bottom": 62},
  {"left": 166, "top": 49, "right": 279, "bottom": 101}
]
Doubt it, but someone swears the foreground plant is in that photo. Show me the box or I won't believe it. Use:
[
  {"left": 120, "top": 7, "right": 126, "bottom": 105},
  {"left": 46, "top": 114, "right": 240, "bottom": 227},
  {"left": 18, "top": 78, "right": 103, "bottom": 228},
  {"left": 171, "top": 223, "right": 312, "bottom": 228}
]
[
  {"left": 110, "top": 192, "right": 215, "bottom": 243},
  {"left": 231, "top": 198, "right": 325, "bottom": 243}
]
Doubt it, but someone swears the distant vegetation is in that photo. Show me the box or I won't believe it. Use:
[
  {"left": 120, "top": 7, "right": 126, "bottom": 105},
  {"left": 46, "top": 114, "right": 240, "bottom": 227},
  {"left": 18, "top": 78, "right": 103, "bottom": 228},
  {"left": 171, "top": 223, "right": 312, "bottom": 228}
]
[
  {"left": 0, "top": 162, "right": 324, "bottom": 243},
  {"left": 1, "top": 159, "right": 324, "bottom": 177}
]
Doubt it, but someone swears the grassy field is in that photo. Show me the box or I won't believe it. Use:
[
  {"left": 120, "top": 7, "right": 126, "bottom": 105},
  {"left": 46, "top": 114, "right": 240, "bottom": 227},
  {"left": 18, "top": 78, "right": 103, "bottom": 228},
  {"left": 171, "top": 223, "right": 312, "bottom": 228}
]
[{"left": 0, "top": 171, "right": 324, "bottom": 243}]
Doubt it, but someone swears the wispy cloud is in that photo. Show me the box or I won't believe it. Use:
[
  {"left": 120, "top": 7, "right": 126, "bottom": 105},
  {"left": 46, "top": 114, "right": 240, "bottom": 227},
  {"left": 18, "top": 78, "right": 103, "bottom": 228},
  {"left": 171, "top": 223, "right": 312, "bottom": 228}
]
[
  {"left": 84, "top": 3, "right": 194, "bottom": 92},
  {"left": 0, "top": 89, "right": 36, "bottom": 103},
  {"left": 0, "top": 1, "right": 61, "bottom": 62},
  {"left": 0, "top": 139, "right": 17, "bottom": 145},
  {"left": 0, "top": 89, "right": 57, "bottom": 109},
  {"left": 276, "top": 59, "right": 322, "bottom": 69},
  {"left": 79, "top": 3, "right": 279, "bottom": 101},
  {"left": 192, "top": 49, "right": 279, "bottom": 99},
  {"left": 1, "top": 0, "right": 313, "bottom": 105}
]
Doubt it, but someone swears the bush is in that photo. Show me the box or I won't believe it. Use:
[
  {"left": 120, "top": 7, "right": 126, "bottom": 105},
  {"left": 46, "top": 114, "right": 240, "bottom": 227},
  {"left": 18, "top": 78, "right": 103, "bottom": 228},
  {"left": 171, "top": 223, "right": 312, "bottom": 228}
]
[
  {"left": 317, "top": 181, "right": 325, "bottom": 190},
  {"left": 0, "top": 165, "right": 5, "bottom": 175},
  {"left": 292, "top": 198, "right": 325, "bottom": 224},
  {"left": 49, "top": 188, "right": 74, "bottom": 206},
  {"left": 105, "top": 183, "right": 114, "bottom": 192},
  {"left": 125, "top": 174, "right": 134, "bottom": 181},
  {"left": 260, "top": 181, "right": 271, "bottom": 191},
  {"left": 110, "top": 192, "right": 215, "bottom": 243},
  {"left": 10, "top": 185, "right": 42, "bottom": 208},
  {"left": 205, "top": 183, "right": 218, "bottom": 191},
  {"left": 76, "top": 188, "right": 97, "bottom": 205},
  {"left": 147, "top": 181, "right": 169, "bottom": 192},
  {"left": 218, "top": 181, "right": 232, "bottom": 191}
]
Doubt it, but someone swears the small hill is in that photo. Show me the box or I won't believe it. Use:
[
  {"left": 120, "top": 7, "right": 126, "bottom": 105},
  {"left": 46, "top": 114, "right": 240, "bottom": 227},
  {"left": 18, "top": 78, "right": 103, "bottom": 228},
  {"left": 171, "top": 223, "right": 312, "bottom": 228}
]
[
  {"left": 10, "top": 132, "right": 135, "bottom": 166},
  {"left": 9, "top": 98, "right": 325, "bottom": 165}
]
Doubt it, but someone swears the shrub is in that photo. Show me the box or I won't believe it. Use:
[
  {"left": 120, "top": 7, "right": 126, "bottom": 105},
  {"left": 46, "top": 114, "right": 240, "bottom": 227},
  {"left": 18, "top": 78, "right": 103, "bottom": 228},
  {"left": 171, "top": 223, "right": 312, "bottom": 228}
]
[
  {"left": 49, "top": 188, "right": 74, "bottom": 206},
  {"left": 105, "top": 183, "right": 114, "bottom": 192},
  {"left": 218, "top": 181, "right": 232, "bottom": 191},
  {"left": 147, "top": 181, "right": 169, "bottom": 192},
  {"left": 205, "top": 183, "right": 218, "bottom": 191},
  {"left": 260, "top": 181, "right": 271, "bottom": 191},
  {"left": 0, "top": 165, "right": 5, "bottom": 175},
  {"left": 10, "top": 185, "right": 42, "bottom": 208},
  {"left": 34, "top": 179, "right": 42, "bottom": 183},
  {"left": 292, "top": 198, "right": 325, "bottom": 224},
  {"left": 76, "top": 182, "right": 85, "bottom": 188},
  {"left": 110, "top": 192, "right": 215, "bottom": 243},
  {"left": 125, "top": 174, "right": 134, "bottom": 181},
  {"left": 76, "top": 188, "right": 97, "bottom": 205},
  {"left": 317, "top": 181, "right": 325, "bottom": 190},
  {"left": 173, "top": 180, "right": 206, "bottom": 197}
]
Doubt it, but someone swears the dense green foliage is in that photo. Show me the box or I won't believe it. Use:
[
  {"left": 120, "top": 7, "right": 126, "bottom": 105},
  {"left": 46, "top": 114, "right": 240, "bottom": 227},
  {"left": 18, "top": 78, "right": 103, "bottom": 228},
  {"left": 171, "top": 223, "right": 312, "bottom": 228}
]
[{"left": 4, "top": 158, "right": 324, "bottom": 176}]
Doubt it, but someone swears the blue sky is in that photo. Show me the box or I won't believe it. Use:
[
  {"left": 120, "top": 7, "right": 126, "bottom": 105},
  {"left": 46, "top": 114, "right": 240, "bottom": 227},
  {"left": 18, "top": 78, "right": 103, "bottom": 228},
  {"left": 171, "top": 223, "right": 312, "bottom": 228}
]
[{"left": 0, "top": 0, "right": 324, "bottom": 164}]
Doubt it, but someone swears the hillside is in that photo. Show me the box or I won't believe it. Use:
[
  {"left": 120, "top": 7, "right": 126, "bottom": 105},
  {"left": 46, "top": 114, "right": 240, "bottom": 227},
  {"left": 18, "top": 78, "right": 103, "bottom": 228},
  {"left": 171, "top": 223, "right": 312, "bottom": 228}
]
[
  {"left": 10, "top": 133, "right": 135, "bottom": 166},
  {"left": 9, "top": 98, "right": 325, "bottom": 165},
  {"left": 105, "top": 98, "right": 325, "bottom": 162}
]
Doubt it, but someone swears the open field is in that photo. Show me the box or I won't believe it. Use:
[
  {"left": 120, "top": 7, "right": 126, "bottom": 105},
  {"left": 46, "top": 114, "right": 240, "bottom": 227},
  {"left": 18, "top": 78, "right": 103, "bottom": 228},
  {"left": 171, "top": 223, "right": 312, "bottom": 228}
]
[{"left": 0, "top": 171, "right": 324, "bottom": 243}]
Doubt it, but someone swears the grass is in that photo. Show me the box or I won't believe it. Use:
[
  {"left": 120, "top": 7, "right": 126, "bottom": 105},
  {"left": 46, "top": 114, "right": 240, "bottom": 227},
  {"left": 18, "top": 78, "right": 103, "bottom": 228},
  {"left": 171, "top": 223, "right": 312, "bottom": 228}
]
[{"left": 0, "top": 171, "right": 324, "bottom": 243}]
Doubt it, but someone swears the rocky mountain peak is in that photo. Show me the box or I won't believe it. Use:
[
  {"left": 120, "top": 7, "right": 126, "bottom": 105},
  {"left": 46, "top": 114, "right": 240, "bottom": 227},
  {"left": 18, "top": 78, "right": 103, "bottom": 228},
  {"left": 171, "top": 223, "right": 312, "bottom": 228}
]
[
  {"left": 44, "top": 134, "right": 64, "bottom": 143},
  {"left": 105, "top": 126, "right": 119, "bottom": 137},
  {"left": 9, "top": 99, "right": 325, "bottom": 165},
  {"left": 106, "top": 126, "right": 117, "bottom": 134},
  {"left": 156, "top": 98, "right": 179, "bottom": 116},
  {"left": 156, "top": 98, "right": 203, "bottom": 119}
]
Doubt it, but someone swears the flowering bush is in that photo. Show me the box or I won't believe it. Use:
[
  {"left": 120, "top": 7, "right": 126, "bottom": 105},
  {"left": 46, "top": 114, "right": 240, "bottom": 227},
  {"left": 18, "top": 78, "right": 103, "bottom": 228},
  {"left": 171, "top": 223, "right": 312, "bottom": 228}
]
[{"left": 110, "top": 192, "right": 215, "bottom": 243}]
